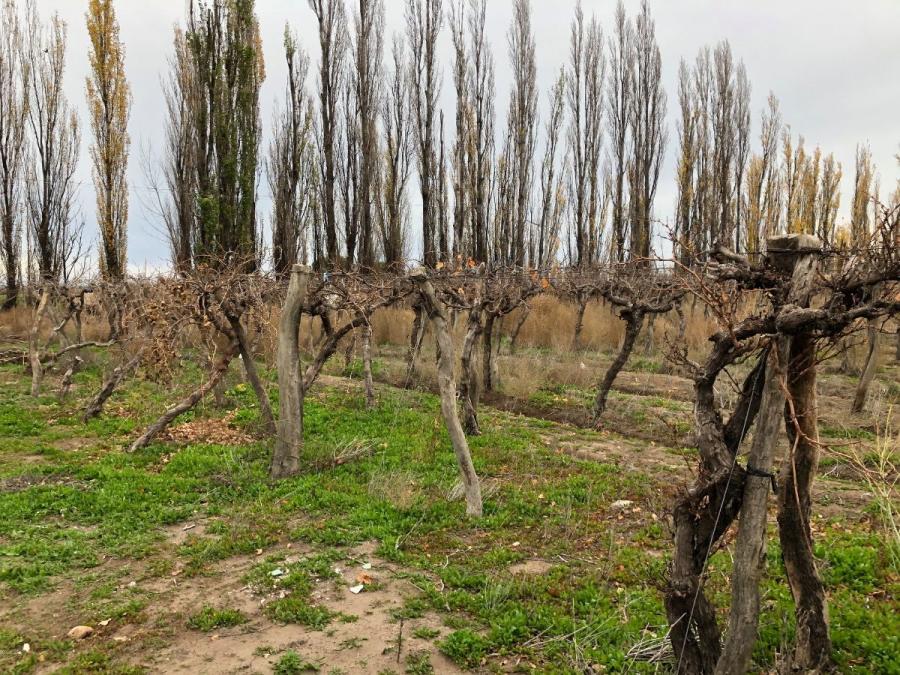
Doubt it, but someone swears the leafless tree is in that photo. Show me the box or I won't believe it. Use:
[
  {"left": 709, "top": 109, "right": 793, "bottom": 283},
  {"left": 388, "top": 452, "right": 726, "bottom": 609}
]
[
  {"left": 744, "top": 93, "right": 781, "bottom": 254},
  {"left": 0, "top": 0, "right": 27, "bottom": 308},
  {"left": 566, "top": 3, "right": 605, "bottom": 267},
  {"left": 501, "top": 0, "right": 537, "bottom": 267},
  {"left": 626, "top": 0, "right": 666, "bottom": 261},
  {"left": 380, "top": 36, "right": 411, "bottom": 266},
  {"left": 406, "top": 0, "right": 442, "bottom": 266},
  {"left": 533, "top": 69, "right": 566, "bottom": 268},
  {"left": 352, "top": 0, "right": 384, "bottom": 267},
  {"left": 465, "top": 0, "right": 493, "bottom": 264},
  {"left": 23, "top": 0, "right": 82, "bottom": 284},
  {"left": 309, "top": 0, "right": 347, "bottom": 268},
  {"left": 606, "top": 0, "right": 632, "bottom": 264},
  {"left": 159, "top": 27, "right": 196, "bottom": 273},
  {"left": 269, "top": 26, "right": 315, "bottom": 276}
]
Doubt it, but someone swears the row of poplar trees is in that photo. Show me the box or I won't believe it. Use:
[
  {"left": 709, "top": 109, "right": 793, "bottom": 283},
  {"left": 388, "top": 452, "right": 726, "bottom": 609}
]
[
  {"left": 0, "top": 0, "right": 891, "bottom": 301},
  {"left": 0, "top": 0, "right": 129, "bottom": 306},
  {"left": 161, "top": 0, "right": 675, "bottom": 274}
]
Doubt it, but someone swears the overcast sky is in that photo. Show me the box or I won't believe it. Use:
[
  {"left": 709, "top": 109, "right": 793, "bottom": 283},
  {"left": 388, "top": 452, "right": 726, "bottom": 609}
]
[{"left": 33, "top": 0, "right": 900, "bottom": 271}]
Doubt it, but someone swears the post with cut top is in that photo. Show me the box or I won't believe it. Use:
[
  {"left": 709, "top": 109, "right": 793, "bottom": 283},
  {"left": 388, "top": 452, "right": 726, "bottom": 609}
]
[
  {"left": 718, "top": 234, "right": 825, "bottom": 674},
  {"left": 271, "top": 265, "right": 311, "bottom": 480}
]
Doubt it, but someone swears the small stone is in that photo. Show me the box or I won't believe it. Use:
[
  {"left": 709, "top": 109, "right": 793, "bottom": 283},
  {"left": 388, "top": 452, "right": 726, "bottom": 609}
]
[
  {"left": 610, "top": 499, "right": 633, "bottom": 511},
  {"left": 67, "top": 626, "right": 94, "bottom": 640}
]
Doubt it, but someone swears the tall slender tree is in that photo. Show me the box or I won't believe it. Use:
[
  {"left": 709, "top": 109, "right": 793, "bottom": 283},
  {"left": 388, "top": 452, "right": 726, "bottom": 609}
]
[
  {"left": 503, "top": 0, "right": 537, "bottom": 266},
  {"left": 466, "top": 0, "right": 494, "bottom": 264},
  {"left": 0, "top": 0, "right": 28, "bottom": 307},
  {"left": 380, "top": 36, "right": 411, "bottom": 266},
  {"left": 626, "top": 0, "right": 666, "bottom": 261},
  {"left": 85, "top": 0, "right": 131, "bottom": 281},
  {"left": 352, "top": 0, "right": 384, "bottom": 267},
  {"left": 185, "top": 0, "right": 265, "bottom": 268},
  {"left": 566, "top": 3, "right": 605, "bottom": 266},
  {"left": 606, "top": 0, "right": 632, "bottom": 263},
  {"left": 269, "top": 26, "right": 315, "bottom": 276},
  {"left": 309, "top": 0, "right": 347, "bottom": 268},
  {"left": 406, "top": 0, "right": 442, "bottom": 266},
  {"left": 24, "top": 0, "right": 81, "bottom": 283},
  {"left": 160, "top": 28, "right": 195, "bottom": 273}
]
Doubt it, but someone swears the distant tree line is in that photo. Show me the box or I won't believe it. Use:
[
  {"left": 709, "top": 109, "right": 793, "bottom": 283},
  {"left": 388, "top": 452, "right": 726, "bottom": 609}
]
[{"left": 0, "top": 0, "right": 897, "bottom": 299}]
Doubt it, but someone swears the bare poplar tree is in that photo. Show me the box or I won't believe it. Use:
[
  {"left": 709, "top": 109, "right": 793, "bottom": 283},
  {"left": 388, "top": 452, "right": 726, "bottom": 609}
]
[
  {"left": 744, "top": 93, "right": 781, "bottom": 254},
  {"left": 160, "top": 28, "right": 196, "bottom": 273},
  {"left": 406, "top": 0, "right": 442, "bottom": 266},
  {"left": 606, "top": 0, "right": 632, "bottom": 263},
  {"left": 24, "top": 0, "right": 82, "bottom": 283},
  {"left": 86, "top": 0, "right": 131, "bottom": 282},
  {"left": 449, "top": 0, "right": 468, "bottom": 259},
  {"left": 352, "top": 0, "right": 384, "bottom": 267},
  {"left": 380, "top": 36, "right": 411, "bottom": 266},
  {"left": 269, "top": 26, "right": 315, "bottom": 276},
  {"left": 816, "top": 152, "right": 841, "bottom": 246},
  {"left": 504, "top": 0, "right": 538, "bottom": 266},
  {"left": 0, "top": 0, "right": 27, "bottom": 307},
  {"left": 309, "top": 0, "right": 347, "bottom": 268},
  {"left": 533, "top": 69, "right": 566, "bottom": 268},
  {"left": 466, "top": 0, "right": 494, "bottom": 264},
  {"left": 566, "top": 3, "right": 605, "bottom": 266},
  {"left": 850, "top": 144, "right": 874, "bottom": 245},
  {"left": 626, "top": 0, "right": 666, "bottom": 261}
]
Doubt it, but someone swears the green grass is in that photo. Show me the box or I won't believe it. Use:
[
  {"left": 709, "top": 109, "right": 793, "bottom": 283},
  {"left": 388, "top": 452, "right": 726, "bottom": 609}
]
[
  {"left": 187, "top": 606, "right": 247, "bottom": 631},
  {"left": 0, "top": 357, "right": 898, "bottom": 673}
]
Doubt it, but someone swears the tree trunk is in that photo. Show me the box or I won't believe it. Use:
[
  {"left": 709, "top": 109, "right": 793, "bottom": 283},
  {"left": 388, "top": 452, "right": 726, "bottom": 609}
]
[
  {"left": 412, "top": 271, "right": 483, "bottom": 517},
  {"left": 508, "top": 305, "right": 530, "bottom": 355},
  {"left": 482, "top": 313, "right": 498, "bottom": 392},
  {"left": 228, "top": 314, "right": 275, "bottom": 434},
  {"left": 851, "top": 320, "right": 879, "bottom": 413},
  {"left": 895, "top": 324, "right": 900, "bottom": 362},
  {"left": 58, "top": 356, "right": 83, "bottom": 401},
  {"left": 459, "top": 306, "right": 484, "bottom": 435},
  {"left": 363, "top": 324, "right": 375, "bottom": 410},
  {"left": 593, "top": 309, "right": 644, "bottom": 424},
  {"left": 572, "top": 295, "right": 588, "bottom": 352},
  {"left": 83, "top": 351, "right": 143, "bottom": 421},
  {"left": 271, "top": 266, "right": 310, "bottom": 480},
  {"left": 29, "top": 286, "right": 51, "bottom": 397},
  {"left": 129, "top": 339, "right": 239, "bottom": 453},
  {"left": 778, "top": 330, "right": 834, "bottom": 673},
  {"left": 405, "top": 301, "right": 426, "bottom": 387},
  {"left": 643, "top": 314, "right": 656, "bottom": 355}
]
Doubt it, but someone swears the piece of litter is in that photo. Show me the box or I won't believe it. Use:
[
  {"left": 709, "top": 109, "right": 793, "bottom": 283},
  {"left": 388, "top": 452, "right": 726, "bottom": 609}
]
[
  {"left": 67, "top": 626, "right": 94, "bottom": 640},
  {"left": 361, "top": 563, "right": 372, "bottom": 570},
  {"left": 349, "top": 584, "right": 364, "bottom": 594},
  {"left": 127, "top": 581, "right": 137, "bottom": 588},
  {"left": 21, "top": 644, "right": 30, "bottom": 653},
  {"left": 355, "top": 572, "right": 374, "bottom": 585},
  {"left": 113, "top": 636, "right": 129, "bottom": 643},
  {"left": 512, "top": 541, "right": 520, "bottom": 547},
  {"left": 255, "top": 548, "right": 263, "bottom": 556},
  {"left": 610, "top": 499, "right": 633, "bottom": 511},
  {"left": 269, "top": 568, "right": 285, "bottom": 577},
  {"left": 99, "top": 619, "right": 112, "bottom": 627}
]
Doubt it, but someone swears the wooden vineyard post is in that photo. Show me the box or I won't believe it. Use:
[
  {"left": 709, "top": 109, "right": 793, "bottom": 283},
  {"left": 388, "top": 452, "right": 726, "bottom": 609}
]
[
  {"left": 718, "top": 234, "right": 822, "bottom": 674},
  {"left": 271, "top": 265, "right": 311, "bottom": 480}
]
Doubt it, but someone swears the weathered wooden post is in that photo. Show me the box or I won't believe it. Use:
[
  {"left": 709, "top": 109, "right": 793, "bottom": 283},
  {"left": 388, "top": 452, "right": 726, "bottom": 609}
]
[
  {"left": 271, "top": 265, "right": 311, "bottom": 480},
  {"left": 409, "top": 268, "right": 483, "bottom": 517},
  {"left": 718, "top": 234, "right": 822, "bottom": 674}
]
